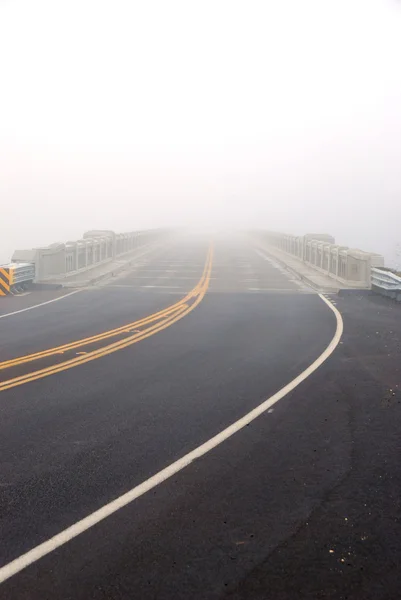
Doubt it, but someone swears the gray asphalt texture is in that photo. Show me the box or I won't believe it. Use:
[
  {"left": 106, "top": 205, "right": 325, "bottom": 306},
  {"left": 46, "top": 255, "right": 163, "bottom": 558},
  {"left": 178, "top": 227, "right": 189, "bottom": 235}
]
[{"left": 1, "top": 235, "right": 400, "bottom": 599}]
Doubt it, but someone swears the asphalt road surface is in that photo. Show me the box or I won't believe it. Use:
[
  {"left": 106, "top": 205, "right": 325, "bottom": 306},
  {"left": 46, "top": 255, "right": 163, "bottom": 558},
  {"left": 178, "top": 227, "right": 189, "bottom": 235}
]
[{"left": 0, "top": 234, "right": 400, "bottom": 599}]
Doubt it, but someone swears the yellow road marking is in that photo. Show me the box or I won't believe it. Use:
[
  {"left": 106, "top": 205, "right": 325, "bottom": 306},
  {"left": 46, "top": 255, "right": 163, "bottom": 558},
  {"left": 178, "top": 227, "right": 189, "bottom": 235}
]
[
  {"left": 0, "top": 247, "right": 210, "bottom": 371},
  {"left": 0, "top": 245, "right": 213, "bottom": 392},
  {"left": 0, "top": 288, "right": 342, "bottom": 586},
  {"left": 0, "top": 304, "right": 185, "bottom": 370}
]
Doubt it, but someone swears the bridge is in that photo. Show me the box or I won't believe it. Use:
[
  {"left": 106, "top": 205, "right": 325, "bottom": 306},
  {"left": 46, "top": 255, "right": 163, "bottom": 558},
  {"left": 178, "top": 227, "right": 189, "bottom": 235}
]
[{"left": 0, "top": 229, "right": 400, "bottom": 600}]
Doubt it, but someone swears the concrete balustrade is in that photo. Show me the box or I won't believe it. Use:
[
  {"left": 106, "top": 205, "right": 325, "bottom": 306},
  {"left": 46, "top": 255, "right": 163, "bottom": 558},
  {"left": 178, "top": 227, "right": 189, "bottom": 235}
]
[
  {"left": 256, "top": 231, "right": 384, "bottom": 288},
  {"left": 12, "top": 229, "right": 167, "bottom": 282}
]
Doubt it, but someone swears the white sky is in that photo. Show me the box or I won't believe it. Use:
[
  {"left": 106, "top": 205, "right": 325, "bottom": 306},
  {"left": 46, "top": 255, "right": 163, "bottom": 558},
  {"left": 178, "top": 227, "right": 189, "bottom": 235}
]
[{"left": 1, "top": 0, "right": 401, "bottom": 263}]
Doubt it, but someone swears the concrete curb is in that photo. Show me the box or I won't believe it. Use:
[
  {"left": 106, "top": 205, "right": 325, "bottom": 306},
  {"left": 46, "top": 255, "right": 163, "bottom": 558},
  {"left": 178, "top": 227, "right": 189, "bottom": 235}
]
[
  {"left": 42, "top": 243, "right": 162, "bottom": 289},
  {"left": 30, "top": 283, "right": 64, "bottom": 291},
  {"left": 371, "top": 285, "right": 401, "bottom": 302},
  {"left": 255, "top": 243, "right": 341, "bottom": 294},
  {"left": 338, "top": 288, "right": 373, "bottom": 298},
  {"left": 64, "top": 259, "right": 136, "bottom": 288}
]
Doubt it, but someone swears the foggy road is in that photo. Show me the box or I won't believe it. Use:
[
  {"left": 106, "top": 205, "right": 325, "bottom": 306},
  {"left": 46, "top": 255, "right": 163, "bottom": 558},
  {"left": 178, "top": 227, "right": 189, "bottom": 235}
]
[
  {"left": 1, "top": 236, "right": 401, "bottom": 599},
  {"left": 3, "top": 0, "right": 401, "bottom": 596}
]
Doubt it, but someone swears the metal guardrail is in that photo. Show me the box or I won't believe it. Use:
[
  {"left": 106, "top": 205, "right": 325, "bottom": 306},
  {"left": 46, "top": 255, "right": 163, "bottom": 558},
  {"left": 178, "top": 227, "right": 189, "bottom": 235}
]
[
  {"left": 10, "top": 263, "right": 36, "bottom": 285},
  {"left": 371, "top": 268, "right": 401, "bottom": 291},
  {"left": 0, "top": 262, "right": 35, "bottom": 296}
]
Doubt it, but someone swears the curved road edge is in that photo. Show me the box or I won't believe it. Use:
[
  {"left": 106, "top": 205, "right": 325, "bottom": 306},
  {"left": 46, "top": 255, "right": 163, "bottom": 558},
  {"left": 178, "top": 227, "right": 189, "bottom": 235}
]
[{"left": 0, "top": 292, "right": 343, "bottom": 586}]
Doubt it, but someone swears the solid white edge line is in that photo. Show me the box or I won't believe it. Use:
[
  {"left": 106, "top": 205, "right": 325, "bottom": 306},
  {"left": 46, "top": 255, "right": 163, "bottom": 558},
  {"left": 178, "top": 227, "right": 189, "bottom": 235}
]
[
  {"left": 0, "top": 293, "right": 343, "bottom": 585},
  {"left": 0, "top": 242, "right": 168, "bottom": 320},
  {"left": 253, "top": 246, "right": 317, "bottom": 293},
  {"left": 0, "top": 290, "right": 82, "bottom": 320}
]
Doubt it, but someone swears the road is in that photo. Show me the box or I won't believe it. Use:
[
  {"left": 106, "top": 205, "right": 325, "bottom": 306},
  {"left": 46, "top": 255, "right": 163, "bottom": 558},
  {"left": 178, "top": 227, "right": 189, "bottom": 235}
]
[{"left": 0, "top": 234, "right": 400, "bottom": 599}]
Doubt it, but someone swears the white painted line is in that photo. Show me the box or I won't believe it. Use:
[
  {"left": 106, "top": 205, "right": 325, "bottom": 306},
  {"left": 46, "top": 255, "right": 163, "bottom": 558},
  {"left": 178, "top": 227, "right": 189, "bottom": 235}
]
[
  {"left": 137, "top": 269, "right": 177, "bottom": 273},
  {"left": 155, "top": 263, "right": 204, "bottom": 267},
  {"left": 253, "top": 247, "right": 318, "bottom": 294},
  {"left": 0, "top": 290, "right": 82, "bottom": 320},
  {"left": 254, "top": 249, "right": 292, "bottom": 273},
  {"left": 93, "top": 284, "right": 141, "bottom": 288},
  {"left": 0, "top": 293, "right": 343, "bottom": 585},
  {"left": 141, "top": 285, "right": 182, "bottom": 289},
  {"left": 106, "top": 276, "right": 199, "bottom": 281},
  {"left": 254, "top": 248, "right": 272, "bottom": 262},
  {"left": 247, "top": 288, "right": 301, "bottom": 293},
  {"left": 93, "top": 288, "right": 187, "bottom": 294}
]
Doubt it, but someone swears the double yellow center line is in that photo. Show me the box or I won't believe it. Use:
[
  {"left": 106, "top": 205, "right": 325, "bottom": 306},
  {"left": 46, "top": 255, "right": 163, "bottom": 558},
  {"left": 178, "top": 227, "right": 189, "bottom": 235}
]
[{"left": 0, "top": 244, "right": 214, "bottom": 393}]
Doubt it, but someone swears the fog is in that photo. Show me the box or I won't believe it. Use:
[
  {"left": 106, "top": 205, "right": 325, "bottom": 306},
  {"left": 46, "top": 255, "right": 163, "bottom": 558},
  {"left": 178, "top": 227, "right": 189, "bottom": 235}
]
[{"left": 1, "top": 0, "right": 401, "bottom": 264}]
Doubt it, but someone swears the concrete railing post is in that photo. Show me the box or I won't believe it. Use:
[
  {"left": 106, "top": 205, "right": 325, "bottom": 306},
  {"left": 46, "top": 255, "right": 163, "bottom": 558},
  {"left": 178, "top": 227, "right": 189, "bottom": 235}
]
[{"left": 74, "top": 243, "right": 79, "bottom": 271}]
